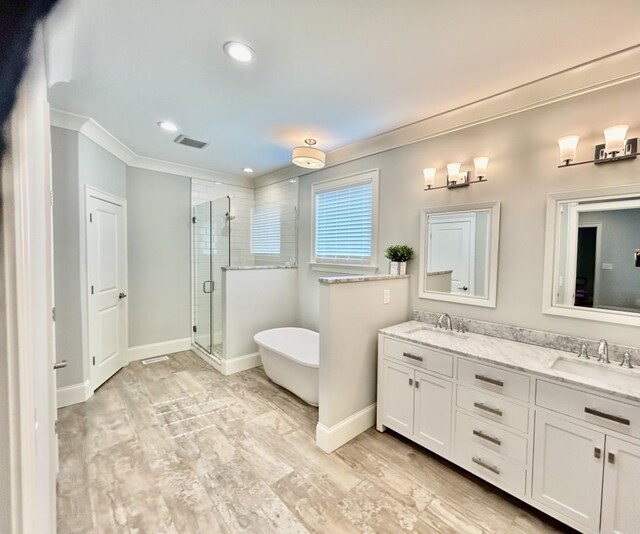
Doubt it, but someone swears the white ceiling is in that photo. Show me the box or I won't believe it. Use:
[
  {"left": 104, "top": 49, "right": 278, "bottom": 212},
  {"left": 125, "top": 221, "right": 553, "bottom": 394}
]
[{"left": 48, "top": 0, "right": 640, "bottom": 180}]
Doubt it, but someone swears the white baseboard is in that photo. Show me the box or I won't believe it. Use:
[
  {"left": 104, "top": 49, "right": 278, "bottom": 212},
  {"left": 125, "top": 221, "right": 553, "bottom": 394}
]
[
  {"left": 57, "top": 380, "right": 92, "bottom": 409},
  {"left": 222, "top": 352, "right": 261, "bottom": 375},
  {"left": 316, "top": 403, "right": 377, "bottom": 453},
  {"left": 128, "top": 337, "right": 191, "bottom": 362}
]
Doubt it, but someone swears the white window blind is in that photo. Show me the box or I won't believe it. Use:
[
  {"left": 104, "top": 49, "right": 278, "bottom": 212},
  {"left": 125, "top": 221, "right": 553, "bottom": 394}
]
[
  {"left": 251, "top": 206, "right": 281, "bottom": 255},
  {"left": 314, "top": 181, "right": 373, "bottom": 265}
]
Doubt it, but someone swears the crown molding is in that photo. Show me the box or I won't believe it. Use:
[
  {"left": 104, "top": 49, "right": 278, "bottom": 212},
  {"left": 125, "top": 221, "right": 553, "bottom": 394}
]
[
  {"left": 255, "top": 45, "right": 640, "bottom": 188},
  {"left": 49, "top": 109, "right": 253, "bottom": 188}
]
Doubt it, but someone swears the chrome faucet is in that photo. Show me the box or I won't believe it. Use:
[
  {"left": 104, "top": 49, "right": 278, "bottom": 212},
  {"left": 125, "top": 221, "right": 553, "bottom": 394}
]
[
  {"left": 620, "top": 352, "right": 634, "bottom": 369},
  {"left": 597, "top": 339, "right": 610, "bottom": 364},
  {"left": 578, "top": 343, "right": 589, "bottom": 360},
  {"left": 436, "top": 313, "right": 454, "bottom": 331}
]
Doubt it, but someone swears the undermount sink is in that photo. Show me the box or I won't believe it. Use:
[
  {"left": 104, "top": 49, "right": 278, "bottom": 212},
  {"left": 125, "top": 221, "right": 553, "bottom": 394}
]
[
  {"left": 551, "top": 356, "right": 640, "bottom": 391},
  {"left": 405, "top": 325, "right": 467, "bottom": 337}
]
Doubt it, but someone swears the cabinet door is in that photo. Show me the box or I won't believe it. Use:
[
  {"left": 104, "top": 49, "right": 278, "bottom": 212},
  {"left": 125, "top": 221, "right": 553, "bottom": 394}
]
[
  {"left": 381, "top": 360, "right": 414, "bottom": 435},
  {"left": 414, "top": 370, "right": 452, "bottom": 456},
  {"left": 601, "top": 437, "right": 640, "bottom": 534},
  {"left": 532, "top": 410, "right": 604, "bottom": 532}
]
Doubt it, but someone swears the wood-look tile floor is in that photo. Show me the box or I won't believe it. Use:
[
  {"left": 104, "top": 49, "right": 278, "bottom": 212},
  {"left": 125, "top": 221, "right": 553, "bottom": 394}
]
[{"left": 57, "top": 351, "right": 571, "bottom": 533}]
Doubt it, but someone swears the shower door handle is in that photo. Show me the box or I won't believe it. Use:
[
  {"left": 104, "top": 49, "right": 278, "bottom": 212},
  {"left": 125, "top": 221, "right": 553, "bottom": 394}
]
[{"left": 202, "top": 281, "right": 214, "bottom": 293}]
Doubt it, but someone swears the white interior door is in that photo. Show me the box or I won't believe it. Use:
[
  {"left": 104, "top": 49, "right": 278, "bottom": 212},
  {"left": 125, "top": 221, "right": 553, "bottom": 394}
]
[
  {"left": 428, "top": 214, "right": 476, "bottom": 294},
  {"left": 86, "top": 189, "right": 127, "bottom": 390}
]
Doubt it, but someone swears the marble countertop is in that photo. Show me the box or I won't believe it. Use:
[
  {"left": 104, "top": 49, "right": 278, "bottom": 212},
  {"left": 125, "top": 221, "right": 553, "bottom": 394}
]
[
  {"left": 426, "top": 270, "right": 453, "bottom": 276},
  {"left": 319, "top": 274, "right": 410, "bottom": 284},
  {"left": 222, "top": 265, "right": 298, "bottom": 271},
  {"left": 380, "top": 320, "right": 640, "bottom": 404}
]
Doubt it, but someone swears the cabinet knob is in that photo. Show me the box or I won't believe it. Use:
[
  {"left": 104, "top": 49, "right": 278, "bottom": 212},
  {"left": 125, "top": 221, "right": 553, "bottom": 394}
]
[
  {"left": 594, "top": 447, "right": 601, "bottom": 459},
  {"left": 608, "top": 452, "right": 615, "bottom": 464}
]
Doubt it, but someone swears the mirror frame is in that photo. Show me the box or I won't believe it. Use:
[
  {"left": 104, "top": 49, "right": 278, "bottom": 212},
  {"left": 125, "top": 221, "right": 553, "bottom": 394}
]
[
  {"left": 419, "top": 201, "right": 501, "bottom": 308},
  {"left": 542, "top": 183, "right": 640, "bottom": 326}
]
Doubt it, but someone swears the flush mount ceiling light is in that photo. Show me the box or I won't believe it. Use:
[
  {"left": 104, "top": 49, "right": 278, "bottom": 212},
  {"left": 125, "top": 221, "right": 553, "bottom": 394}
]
[
  {"left": 243, "top": 167, "right": 254, "bottom": 173},
  {"left": 557, "top": 124, "right": 638, "bottom": 167},
  {"left": 223, "top": 41, "right": 255, "bottom": 62},
  {"left": 157, "top": 121, "right": 179, "bottom": 132},
  {"left": 292, "top": 139, "right": 326, "bottom": 169}
]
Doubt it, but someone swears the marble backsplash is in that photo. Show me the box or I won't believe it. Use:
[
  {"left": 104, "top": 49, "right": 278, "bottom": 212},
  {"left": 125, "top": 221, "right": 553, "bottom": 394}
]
[{"left": 414, "top": 310, "right": 640, "bottom": 364}]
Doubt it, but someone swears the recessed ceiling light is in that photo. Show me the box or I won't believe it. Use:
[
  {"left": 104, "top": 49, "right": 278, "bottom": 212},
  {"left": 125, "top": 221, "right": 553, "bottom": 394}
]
[
  {"left": 157, "top": 121, "right": 179, "bottom": 132},
  {"left": 243, "top": 167, "right": 254, "bottom": 173},
  {"left": 223, "top": 41, "right": 255, "bottom": 63},
  {"left": 289, "top": 179, "right": 297, "bottom": 183}
]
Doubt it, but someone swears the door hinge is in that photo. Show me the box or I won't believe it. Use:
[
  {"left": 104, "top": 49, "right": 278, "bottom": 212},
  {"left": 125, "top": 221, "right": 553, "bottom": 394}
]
[
  {"left": 192, "top": 216, "right": 196, "bottom": 224},
  {"left": 192, "top": 325, "right": 197, "bottom": 333},
  {"left": 89, "top": 213, "right": 93, "bottom": 223},
  {"left": 91, "top": 285, "right": 94, "bottom": 295},
  {"left": 92, "top": 356, "right": 96, "bottom": 366},
  {"left": 52, "top": 307, "right": 56, "bottom": 322}
]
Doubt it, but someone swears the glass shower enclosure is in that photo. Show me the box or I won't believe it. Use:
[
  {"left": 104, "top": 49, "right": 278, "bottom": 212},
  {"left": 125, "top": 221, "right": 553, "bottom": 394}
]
[{"left": 192, "top": 196, "right": 230, "bottom": 358}]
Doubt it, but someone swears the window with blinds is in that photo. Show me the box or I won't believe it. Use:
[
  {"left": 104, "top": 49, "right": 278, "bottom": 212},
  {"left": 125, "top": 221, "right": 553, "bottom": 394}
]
[
  {"left": 251, "top": 205, "right": 281, "bottom": 255},
  {"left": 313, "top": 172, "right": 377, "bottom": 266}
]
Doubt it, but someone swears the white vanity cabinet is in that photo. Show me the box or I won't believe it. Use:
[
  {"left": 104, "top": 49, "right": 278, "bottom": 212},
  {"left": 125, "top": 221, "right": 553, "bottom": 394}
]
[
  {"left": 378, "top": 338, "right": 453, "bottom": 457},
  {"left": 377, "top": 330, "right": 640, "bottom": 534},
  {"left": 533, "top": 380, "right": 640, "bottom": 534}
]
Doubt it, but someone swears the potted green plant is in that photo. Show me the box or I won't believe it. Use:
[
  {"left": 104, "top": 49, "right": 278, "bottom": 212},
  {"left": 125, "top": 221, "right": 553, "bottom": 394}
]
[{"left": 384, "top": 244, "right": 414, "bottom": 275}]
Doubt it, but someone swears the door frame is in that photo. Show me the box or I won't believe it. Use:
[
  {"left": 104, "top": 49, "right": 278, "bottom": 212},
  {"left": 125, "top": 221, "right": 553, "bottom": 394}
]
[
  {"left": 0, "top": 27, "right": 56, "bottom": 533},
  {"left": 85, "top": 186, "right": 128, "bottom": 391}
]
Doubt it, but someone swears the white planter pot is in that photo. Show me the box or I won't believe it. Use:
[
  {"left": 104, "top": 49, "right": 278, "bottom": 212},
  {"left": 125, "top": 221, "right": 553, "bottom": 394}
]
[{"left": 389, "top": 262, "right": 407, "bottom": 275}]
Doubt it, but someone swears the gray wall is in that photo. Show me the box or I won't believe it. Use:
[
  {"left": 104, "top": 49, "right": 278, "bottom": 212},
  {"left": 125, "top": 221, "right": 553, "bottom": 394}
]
[
  {"left": 127, "top": 167, "right": 191, "bottom": 346},
  {"left": 52, "top": 127, "right": 127, "bottom": 388},
  {"left": 580, "top": 209, "right": 640, "bottom": 310},
  {"left": 296, "top": 78, "right": 640, "bottom": 348}
]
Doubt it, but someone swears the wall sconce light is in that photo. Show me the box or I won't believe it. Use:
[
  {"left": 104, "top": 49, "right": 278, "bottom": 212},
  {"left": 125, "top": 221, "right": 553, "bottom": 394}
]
[
  {"left": 558, "top": 124, "right": 638, "bottom": 168},
  {"left": 422, "top": 157, "right": 489, "bottom": 191}
]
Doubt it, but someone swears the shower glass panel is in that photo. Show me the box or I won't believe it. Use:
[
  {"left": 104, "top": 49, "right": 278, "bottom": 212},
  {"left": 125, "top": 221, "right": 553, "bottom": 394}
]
[
  {"left": 193, "top": 201, "right": 212, "bottom": 353},
  {"left": 192, "top": 197, "right": 230, "bottom": 358},
  {"left": 211, "top": 196, "right": 230, "bottom": 358}
]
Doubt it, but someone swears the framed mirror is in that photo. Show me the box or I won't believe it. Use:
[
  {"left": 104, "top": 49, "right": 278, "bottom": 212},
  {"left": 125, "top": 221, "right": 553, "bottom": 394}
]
[
  {"left": 543, "top": 184, "right": 640, "bottom": 326},
  {"left": 419, "top": 201, "right": 500, "bottom": 307}
]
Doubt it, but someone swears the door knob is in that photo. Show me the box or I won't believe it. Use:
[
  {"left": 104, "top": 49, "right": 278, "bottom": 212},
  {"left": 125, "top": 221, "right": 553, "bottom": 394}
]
[
  {"left": 119, "top": 292, "right": 127, "bottom": 299},
  {"left": 53, "top": 360, "right": 68, "bottom": 370},
  {"left": 459, "top": 286, "right": 468, "bottom": 291}
]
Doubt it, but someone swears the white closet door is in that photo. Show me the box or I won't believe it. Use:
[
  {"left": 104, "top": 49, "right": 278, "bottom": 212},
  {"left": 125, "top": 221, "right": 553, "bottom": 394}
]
[{"left": 87, "top": 191, "right": 128, "bottom": 390}]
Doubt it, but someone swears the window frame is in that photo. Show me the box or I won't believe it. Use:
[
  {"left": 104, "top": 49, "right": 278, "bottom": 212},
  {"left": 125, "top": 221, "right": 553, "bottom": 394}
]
[{"left": 310, "top": 169, "right": 379, "bottom": 273}]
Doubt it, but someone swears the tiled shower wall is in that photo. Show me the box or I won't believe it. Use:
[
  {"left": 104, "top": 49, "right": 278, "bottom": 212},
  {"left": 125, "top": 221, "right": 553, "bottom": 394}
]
[{"left": 190, "top": 177, "right": 298, "bottom": 356}]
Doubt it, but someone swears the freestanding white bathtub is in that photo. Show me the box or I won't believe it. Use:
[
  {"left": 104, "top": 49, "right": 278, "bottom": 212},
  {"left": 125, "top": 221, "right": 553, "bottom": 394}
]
[{"left": 254, "top": 327, "right": 319, "bottom": 406}]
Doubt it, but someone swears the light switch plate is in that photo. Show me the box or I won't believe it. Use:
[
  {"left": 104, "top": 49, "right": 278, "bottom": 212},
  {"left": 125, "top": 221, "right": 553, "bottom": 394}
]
[
  {"left": 602, "top": 263, "right": 613, "bottom": 270},
  {"left": 383, "top": 289, "right": 390, "bottom": 304}
]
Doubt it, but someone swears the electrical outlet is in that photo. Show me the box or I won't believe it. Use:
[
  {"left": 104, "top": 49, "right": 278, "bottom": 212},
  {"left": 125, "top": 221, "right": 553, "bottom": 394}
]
[{"left": 383, "top": 289, "right": 391, "bottom": 304}]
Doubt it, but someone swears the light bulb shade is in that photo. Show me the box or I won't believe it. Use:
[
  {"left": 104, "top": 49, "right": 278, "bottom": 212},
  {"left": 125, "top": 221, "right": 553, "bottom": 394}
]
[
  {"left": 604, "top": 124, "right": 629, "bottom": 155},
  {"left": 423, "top": 167, "right": 436, "bottom": 187},
  {"left": 473, "top": 157, "right": 489, "bottom": 178},
  {"left": 558, "top": 136, "right": 579, "bottom": 163},
  {"left": 446, "top": 163, "right": 461, "bottom": 177},
  {"left": 292, "top": 145, "right": 326, "bottom": 169}
]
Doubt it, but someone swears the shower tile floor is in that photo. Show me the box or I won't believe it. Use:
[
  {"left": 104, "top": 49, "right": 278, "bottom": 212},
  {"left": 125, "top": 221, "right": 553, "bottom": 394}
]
[{"left": 56, "top": 351, "right": 571, "bottom": 533}]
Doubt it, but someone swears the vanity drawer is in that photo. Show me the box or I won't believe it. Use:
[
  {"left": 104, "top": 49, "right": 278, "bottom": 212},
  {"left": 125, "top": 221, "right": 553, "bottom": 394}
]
[
  {"left": 383, "top": 337, "right": 453, "bottom": 378},
  {"left": 453, "top": 435, "right": 526, "bottom": 495},
  {"left": 457, "top": 385, "right": 529, "bottom": 433},
  {"left": 455, "top": 411, "right": 528, "bottom": 464},
  {"left": 536, "top": 380, "right": 640, "bottom": 439},
  {"left": 458, "top": 359, "right": 530, "bottom": 402}
]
